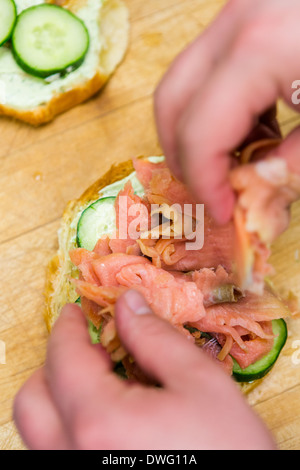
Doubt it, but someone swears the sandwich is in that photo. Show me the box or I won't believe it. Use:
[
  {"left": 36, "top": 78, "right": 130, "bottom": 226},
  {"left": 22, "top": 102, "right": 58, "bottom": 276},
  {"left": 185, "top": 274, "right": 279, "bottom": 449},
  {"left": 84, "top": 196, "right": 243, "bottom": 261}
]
[
  {"left": 44, "top": 137, "right": 300, "bottom": 394},
  {"left": 0, "top": 0, "right": 129, "bottom": 125}
]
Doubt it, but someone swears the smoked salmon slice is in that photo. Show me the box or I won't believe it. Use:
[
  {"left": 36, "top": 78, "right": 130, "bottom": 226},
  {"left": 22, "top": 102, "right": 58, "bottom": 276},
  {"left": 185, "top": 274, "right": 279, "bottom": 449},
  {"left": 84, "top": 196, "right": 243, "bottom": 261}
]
[
  {"left": 92, "top": 254, "right": 150, "bottom": 287},
  {"left": 116, "top": 263, "right": 206, "bottom": 324},
  {"left": 133, "top": 158, "right": 167, "bottom": 190}
]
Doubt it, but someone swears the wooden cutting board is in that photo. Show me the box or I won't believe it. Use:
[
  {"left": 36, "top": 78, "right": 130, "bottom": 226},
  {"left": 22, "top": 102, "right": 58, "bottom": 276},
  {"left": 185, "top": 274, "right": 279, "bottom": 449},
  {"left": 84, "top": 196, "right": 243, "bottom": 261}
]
[{"left": 1, "top": 0, "right": 300, "bottom": 450}]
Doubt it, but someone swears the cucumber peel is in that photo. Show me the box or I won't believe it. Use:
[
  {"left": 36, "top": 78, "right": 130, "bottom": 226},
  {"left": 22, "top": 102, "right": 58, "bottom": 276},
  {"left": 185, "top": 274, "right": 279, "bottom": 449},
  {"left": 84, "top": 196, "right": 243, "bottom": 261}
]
[
  {"left": 232, "top": 319, "right": 287, "bottom": 383},
  {"left": 0, "top": 0, "right": 17, "bottom": 47},
  {"left": 12, "top": 4, "right": 89, "bottom": 79},
  {"left": 77, "top": 197, "right": 116, "bottom": 251}
]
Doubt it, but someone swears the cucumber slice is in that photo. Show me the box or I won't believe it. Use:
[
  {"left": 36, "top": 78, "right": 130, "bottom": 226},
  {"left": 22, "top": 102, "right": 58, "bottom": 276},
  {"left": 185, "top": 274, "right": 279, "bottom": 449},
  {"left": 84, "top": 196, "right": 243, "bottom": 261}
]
[
  {"left": 232, "top": 319, "right": 287, "bottom": 383},
  {"left": 0, "top": 0, "right": 17, "bottom": 46},
  {"left": 12, "top": 4, "right": 89, "bottom": 78},
  {"left": 77, "top": 197, "right": 116, "bottom": 251},
  {"left": 88, "top": 320, "right": 102, "bottom": 345}
]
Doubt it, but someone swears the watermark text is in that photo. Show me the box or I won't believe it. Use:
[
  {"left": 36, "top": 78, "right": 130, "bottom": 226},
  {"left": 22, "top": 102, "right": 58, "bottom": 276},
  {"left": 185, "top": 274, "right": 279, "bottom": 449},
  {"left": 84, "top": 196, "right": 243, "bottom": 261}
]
[
  {"left": 116, "top": 199, "right": 205, "bottom": 251},
  {"left": 291, "top": 80, "right": 300, "bottom": 105}
]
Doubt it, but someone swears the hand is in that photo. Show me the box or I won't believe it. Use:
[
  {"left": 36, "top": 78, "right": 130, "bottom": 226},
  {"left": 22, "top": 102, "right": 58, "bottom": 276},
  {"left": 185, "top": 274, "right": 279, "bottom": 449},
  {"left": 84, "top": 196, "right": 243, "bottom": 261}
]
[
  {"left": 14, "top": 290, "right": 276, "bottom": 450},
  {"left": 154, "top": 0, "right": 300, "bottom": 224}
]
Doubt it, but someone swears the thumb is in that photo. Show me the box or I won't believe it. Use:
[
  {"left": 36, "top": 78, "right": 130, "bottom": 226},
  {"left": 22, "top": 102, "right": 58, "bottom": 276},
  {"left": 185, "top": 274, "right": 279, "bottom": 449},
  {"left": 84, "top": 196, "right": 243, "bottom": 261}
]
[{"left": 115, "top": 290, "right": 222, "bottom": 390}]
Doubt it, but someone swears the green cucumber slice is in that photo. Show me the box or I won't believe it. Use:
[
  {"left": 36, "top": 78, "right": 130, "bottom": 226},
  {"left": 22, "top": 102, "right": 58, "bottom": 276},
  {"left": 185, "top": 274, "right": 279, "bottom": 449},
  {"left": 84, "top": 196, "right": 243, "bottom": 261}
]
[
  {"left": 0, "top": 0, "right": 17, "bottom": 46},
  {"left": 232, "top": 319, "right": 287, "bottom": 383},
  {"left": 12, "top": 4, "right": 89, "bottom": 78},
  {"left": 88, "top": 320, "right": 102, "bottom": 345},
  {"left": 77, "top": 197, "right": 116, "bottom": 251}
]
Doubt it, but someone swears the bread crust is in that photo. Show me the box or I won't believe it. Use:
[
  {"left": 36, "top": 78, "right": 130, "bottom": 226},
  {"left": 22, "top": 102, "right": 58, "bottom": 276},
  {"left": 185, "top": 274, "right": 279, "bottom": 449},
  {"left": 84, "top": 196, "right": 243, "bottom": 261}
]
[{"left": 0, "top": 0, "right": 129, "bottom": 125}]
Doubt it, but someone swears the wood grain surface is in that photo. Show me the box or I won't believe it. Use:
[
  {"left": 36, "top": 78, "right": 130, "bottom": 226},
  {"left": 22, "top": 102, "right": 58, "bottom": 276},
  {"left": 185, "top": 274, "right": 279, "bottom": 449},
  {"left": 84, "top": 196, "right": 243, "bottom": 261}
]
[{"left": 1, "top": 0, "right": 300, "bottom": 450}]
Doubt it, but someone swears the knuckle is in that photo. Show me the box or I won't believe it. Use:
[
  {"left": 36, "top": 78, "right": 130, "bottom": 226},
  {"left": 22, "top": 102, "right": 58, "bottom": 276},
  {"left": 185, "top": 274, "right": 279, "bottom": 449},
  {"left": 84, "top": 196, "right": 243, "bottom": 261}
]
[{"left": 233, "top": 20, "right": 269, "bottom": 55}]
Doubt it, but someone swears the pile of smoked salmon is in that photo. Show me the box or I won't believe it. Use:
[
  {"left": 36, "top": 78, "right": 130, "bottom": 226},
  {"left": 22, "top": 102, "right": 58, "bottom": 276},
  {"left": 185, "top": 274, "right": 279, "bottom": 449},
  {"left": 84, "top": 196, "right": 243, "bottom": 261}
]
[{"left": 70, "top": 140, "right": 300, "bottom": 380}]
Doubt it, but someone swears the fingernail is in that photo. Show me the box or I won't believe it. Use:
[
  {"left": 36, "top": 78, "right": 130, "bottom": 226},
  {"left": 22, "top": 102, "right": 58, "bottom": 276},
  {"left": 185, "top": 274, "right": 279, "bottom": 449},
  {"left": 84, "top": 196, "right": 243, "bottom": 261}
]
[{"left": 123, "top": 290, "right": 152, "bottom": 315}]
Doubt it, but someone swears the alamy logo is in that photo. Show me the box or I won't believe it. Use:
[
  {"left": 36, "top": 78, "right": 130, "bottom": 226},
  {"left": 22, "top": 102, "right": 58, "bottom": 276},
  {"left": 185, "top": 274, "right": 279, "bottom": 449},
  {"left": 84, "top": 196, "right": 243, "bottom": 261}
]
[
  {"left": 0, "top": 340, "right": 6, "bottom": 365},
  {"left": 291, "top": 80, "right": 300, "bottom": 105},
  {"left": 0, "top": 80, "right": 6, "bottom": 105},
  {"left": 116, "top": 200, "right": 205, "bottom": 251}
]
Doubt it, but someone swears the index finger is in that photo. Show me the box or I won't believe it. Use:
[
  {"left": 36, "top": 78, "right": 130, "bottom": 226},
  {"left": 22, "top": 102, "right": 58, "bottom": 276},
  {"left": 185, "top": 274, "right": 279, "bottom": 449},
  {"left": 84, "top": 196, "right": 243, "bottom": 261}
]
[
  {"left": 154, "top": 0, "right": 252, "bottom": 180},
  {"left": 176, "top": 46, "right": 279, "bottom": 224},
  {"left": 45, "top": 304, "right": 124, "bottom": 425}
]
